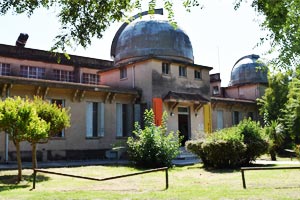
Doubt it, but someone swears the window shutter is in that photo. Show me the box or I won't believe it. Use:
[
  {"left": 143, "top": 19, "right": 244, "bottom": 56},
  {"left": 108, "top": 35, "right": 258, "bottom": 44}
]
[
  {"left": 86, "top": 102, "right": 93, "bottom": 137},
  {"left": 99, "top": 102, "right": 105, "bottom": 137},
  {"left": 116, "top": 103, "right": 123, "bottom": 137},
  {"left": 134, "top": 104, "right": 141, "bottom": 124}
]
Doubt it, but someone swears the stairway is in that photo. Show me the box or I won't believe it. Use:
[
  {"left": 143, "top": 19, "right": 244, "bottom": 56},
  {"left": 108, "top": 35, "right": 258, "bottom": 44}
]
[{"left": 172, "top": 147, "right": 201, "bottom": 166}]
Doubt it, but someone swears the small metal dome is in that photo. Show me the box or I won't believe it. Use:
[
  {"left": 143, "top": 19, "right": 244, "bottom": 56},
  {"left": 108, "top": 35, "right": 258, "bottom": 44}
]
[
  {"left": 112, "top": 19, "right": 194, "bottom": 64},
  {"left": 229, "top": 54, "right": 268, "bottom": 86}
]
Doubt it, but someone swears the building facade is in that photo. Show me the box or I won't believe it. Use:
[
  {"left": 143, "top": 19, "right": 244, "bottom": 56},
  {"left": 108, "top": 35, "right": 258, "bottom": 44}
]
[
  {"left": 0, "top": 16, "right": 214, "bottom": 162},
  {"left": 0, "top": 15, "right": 267, "bottom": 162},
  {"left": 210, "top": 54, "right": 268, "bottom": 131}
]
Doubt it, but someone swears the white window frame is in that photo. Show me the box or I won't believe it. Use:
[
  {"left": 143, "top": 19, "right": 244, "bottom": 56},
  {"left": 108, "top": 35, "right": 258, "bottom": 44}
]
[
  {"left": 20, "top": 65, "right": 45, "bottom": 79},
  {"left": 86, "top": 102, "right": 105, "bottom": 138},
  {"left": 217, "top": 110, "right": 224, "bottom": 130},
  {"left": 179, "top": 66, "right": 187, "bottom": 77},
  {"left": 162, "top": 62, "right": 170, "bottom": 75},
  {"left": 0, "top": 63, "right": 10, "bottom": 75},
  {"left": 51, "top": 99, "right": 66, "bottom": 138},
  {"left": 120, "top": 68, "right": 127, "bottom": 79},
  {"left": 53, "top": 69, "right": 74, "bottom": 82},
  {"left": 82, "top": 73, "right": 100, "bottom": 85},
  {"left": 194, "top": 69, "right": 202, "bottom": 80}
]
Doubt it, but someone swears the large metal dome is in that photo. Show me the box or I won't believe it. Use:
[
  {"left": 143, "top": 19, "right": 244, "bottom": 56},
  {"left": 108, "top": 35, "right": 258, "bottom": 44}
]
[
  {"left": 229, "top": 54, "right": 268, "bottom": 86},
  {"left": 111, "top": 19, "right": 194, "bottom": 65}
]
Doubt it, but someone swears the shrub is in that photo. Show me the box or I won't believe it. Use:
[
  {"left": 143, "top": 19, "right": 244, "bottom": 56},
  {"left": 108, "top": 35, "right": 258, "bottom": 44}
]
[
  {"left": 295, "top": 145, "right": 300, "bottom": 160},
  {"left": 187, "top": 127, "right": 246, "bottom": 168},
  {"left": 263, "top": 120, "right": 284, "bottom": 160},
  {"left": 237, "top": 119, "right": 268, "bottom": 163},
  {"left": 186, "top": 119, "right": 268, "bottom": 168},
  {"left": 127, "top": 109, "right": 181, "bottom": 168}
]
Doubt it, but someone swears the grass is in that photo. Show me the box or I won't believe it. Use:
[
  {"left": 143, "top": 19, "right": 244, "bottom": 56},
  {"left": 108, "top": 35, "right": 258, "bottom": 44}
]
[{"left": 1, "top": 163, "right": 300, "bottom": 200}]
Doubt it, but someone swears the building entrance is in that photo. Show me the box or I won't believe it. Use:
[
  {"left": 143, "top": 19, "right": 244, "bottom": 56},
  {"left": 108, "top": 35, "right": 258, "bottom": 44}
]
[{"left": 178, "top": 107, "right": 190, "bottom": 146}]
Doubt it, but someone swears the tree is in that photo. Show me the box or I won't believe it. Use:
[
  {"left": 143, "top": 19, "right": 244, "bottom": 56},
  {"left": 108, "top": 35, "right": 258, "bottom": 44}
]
[
  {"left": 0, "top": 97, "right": 49, "bottom": 182},
  {"left": 264, "top": 120, "right": 284, "bottom": 161},
  {"left": 282, "top": 77, "right": 300, "bottom": 143},
  {"left": 257, "top": 71, "right": 289, "bottom": 125},
  {"left": 127, "top": 109, "right": 181, "bottom": 168},
  {"left": 28, "top": 97, "right": 70, "bottom": 169},
  {"left": 235, "top": 0, "right": 300, "bottom": 68},
  {"left": 0, "top": 0, "right": 199, "bottom": 53}
]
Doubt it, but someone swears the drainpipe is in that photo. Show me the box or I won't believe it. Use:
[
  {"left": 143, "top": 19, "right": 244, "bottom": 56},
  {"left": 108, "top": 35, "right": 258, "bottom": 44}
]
[{"left": 5, "top": 133, "right": 8, "bottom": 163}]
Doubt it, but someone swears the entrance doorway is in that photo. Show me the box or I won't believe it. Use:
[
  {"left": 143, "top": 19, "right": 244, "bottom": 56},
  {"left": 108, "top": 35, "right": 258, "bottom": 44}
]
[{"left": 178, "top": 107, "right": 190, "bottom": 146}]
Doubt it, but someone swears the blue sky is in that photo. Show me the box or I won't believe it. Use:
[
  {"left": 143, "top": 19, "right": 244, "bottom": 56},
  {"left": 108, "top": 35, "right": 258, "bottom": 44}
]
[{"left": 0, "top": 0, "right": 273, "bottom": 86}]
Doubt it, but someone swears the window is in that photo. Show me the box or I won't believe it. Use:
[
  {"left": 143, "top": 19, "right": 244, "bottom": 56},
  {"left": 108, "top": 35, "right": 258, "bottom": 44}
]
[
  {"left": 86, "top": 102, "right": 104, "bottom": 138},
  {"left": 82, "top": 73, "right": 100, "bottom": 85},
  {"left": 233, "top": 111, "right": 240, "bottom": 125},
  {"left": 248, "top": 112, "right": 254, "bottom": 120},
  {"left": 162, "top": 63, "right": 170, "bottom": 75},
  {"left": 213, "top": 86, "right": 220, "bottom": 95},
  {"left": 53, "top": 69, "right": 74, "bottom": 82},
  {"left": 51, "top": 99, "right": 65, "bottom": 138},
  {"left": 20, "top": 65, "right": 45, "bottom": 79},
  {"left": 217, "top": 110, "right": 224, "bottom": 129},
  {"left": 116, "top": 103, "right": 133, "bottom": 137},
  {"left": 179, "top": 66, "right": 187, "bottom": 77},
  {"left": 0, "top": 63, "right": 10, "bottom": 75},
  {"left": 120, "top": 68, "right": 127, "bottom": 79},
  {"left": 178, "top": 107, "right": 189, "bottom": 114},
  {"left": 194, "top": 69, "right": 201, "bottom": 79}
]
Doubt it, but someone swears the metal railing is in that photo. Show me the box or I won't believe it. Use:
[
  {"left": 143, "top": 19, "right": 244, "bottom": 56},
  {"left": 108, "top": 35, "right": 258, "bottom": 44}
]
[
  {"left": 32, "top": 167, "right": 169, "bottom": 190},
  {"left": 241, "top": 166, "right": 300, "bottom": 189}
]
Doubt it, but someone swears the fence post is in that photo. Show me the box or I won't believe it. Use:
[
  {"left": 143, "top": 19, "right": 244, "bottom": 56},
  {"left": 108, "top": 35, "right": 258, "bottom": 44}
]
[
  {"left": 32, "top": 169, "right": 37, "bottom": 189},
  {"left": 165, "top": 168, "right": 169, "bottom": 189},
  {"left": 241, "top": 169, "right": 246, "bottom": 189}
]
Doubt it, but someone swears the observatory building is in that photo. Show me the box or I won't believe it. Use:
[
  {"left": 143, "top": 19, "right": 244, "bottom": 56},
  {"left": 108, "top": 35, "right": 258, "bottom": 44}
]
[
  {"left": 210, "top": 54, "right": 268, "bottom": 131},
  {"left": 0, "top": 11, "right": 266, "bottom": 162}
]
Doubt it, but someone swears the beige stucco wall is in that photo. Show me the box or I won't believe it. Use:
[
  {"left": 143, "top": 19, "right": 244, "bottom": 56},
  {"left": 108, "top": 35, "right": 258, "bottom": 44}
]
[
  {"left": 225, "top": 84, "right": 266, "bottom": 100},
  {"left": 211, "top": 102, "right": 259, "bottom": 131},
  {"left": 0, "top": 82, "right": 135, "bottom": 161},
  {"left": 101, "top": 59, "right": 211, "bottom": 141}
]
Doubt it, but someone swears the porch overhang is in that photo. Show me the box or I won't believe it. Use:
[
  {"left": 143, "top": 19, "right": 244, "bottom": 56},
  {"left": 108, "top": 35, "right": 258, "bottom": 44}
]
[{"left": 163, "top": 91, "right": 210, "bottom": 113}]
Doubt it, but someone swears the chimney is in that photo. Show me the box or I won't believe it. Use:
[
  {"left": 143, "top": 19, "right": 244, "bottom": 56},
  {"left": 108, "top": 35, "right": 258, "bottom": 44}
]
[{"left": 16, "top": 33, "right": 29, "bottom": 47}]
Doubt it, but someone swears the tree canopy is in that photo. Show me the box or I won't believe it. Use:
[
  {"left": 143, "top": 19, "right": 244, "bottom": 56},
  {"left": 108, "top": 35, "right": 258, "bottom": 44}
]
[
  {"left": 0, "top": 97, "right": 49, "bottom": 182},
  {"left": 235, "top": 0, "right": 300, "bottom": 68},
  {"left": 0, "top": 96, "right": 70, "bottom": 181},
  {"left": 0, "top": 0, "right": 199, "bottom": 53}
]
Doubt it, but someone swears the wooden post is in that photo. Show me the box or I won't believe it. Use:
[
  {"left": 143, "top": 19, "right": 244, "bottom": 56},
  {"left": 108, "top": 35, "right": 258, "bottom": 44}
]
[
  {"left": 32, "top": 169, "right": 37, "bottom": 189},
  {"left": 165, "top": 168, "right": 169, "bottom": 189},
  {"left": 241, "top": 169, "right": 246, "bottom": 189}
]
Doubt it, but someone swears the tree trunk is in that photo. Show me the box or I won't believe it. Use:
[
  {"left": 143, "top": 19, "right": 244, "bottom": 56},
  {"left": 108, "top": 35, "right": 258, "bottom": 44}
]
[
  {"left": 270, "top": 149, "right": 277, "bottom": 161},
  {"left": 15, "top": 141, "right": 22, "bottom": 183},
  {"left": 32, "top": 143, "right": 38, "bottom": 169}
]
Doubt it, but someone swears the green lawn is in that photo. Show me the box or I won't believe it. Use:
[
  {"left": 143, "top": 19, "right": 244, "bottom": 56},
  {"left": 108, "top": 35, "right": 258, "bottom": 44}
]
[{"left": 1, "top": 163, "right": 300, "bottom": 200}]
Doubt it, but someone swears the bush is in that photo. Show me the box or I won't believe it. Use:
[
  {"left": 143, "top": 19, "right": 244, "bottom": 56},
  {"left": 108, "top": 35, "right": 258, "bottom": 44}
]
[
  {"left": 127, "top": 109, "right": 181, "bottom": 168},
  {"left": 238, "top": 119, "right": 268, "bottom": 163},
  {"left": 187, "top": 127, "right": 246, "bottom": 168},
  {"left": 295, "top": 145, "right": 300, "bottom": 159},
  {"left": 186, "top": 119, "right": 268, "bottom": 168}
]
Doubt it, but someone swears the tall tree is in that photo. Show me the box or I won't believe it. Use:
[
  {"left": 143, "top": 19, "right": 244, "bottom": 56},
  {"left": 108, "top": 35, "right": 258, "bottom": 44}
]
[
  {"left": 257, "top": 71, "right": 289, "bottom": 125},
  {"left": 0, "top": 0, "right": 199, "bottom": 53},
  {"left": 282, "top": 77, "right": 300, "bottom": 142},
  {"left": 235, "top": 0, "right": 300, "bottom": 68},
  {"left": 28, "top": 97, "right": 70, "bottom": 169},
  {"left": 0, "top": 97, "right": 49, "bottom": 182}
]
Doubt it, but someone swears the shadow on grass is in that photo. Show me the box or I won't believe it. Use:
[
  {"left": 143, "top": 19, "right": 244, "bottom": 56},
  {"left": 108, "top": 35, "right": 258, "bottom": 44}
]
[
  {"left": 0, "top": 174, "right": 50, "bottom": 192},
  {"left": 185, "top": 163, "right": 278, "bottom": 174}
]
